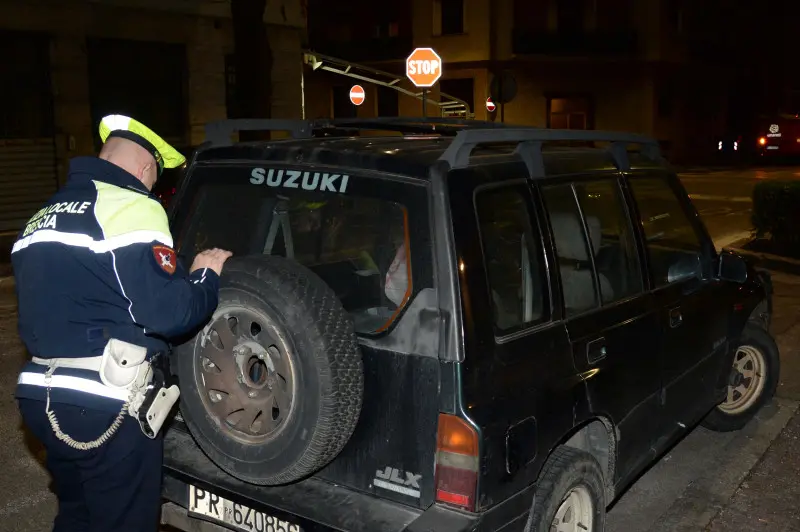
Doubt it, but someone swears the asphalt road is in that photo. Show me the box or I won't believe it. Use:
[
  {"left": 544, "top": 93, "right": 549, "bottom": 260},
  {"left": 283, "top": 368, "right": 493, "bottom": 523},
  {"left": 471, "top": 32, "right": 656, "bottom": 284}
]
[
  {"left": 0, "top": 166, "right": 799, "bottom": 532},
  {"left": 677, "top": 165, "right": 800, "bottom": 250}
]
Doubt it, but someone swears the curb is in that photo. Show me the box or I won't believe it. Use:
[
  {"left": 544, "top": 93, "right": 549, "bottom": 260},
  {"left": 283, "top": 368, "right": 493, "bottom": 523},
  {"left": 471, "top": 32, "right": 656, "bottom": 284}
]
[
  {"left": 724, "top": 241, "right": 800, "bottom": 276},
  {"left": 647, "top": 398, "right": 800, "bottom": 532},
  {"left": 677, "top": 167, "right": 737, "bottom": 174},
  {"left": 675, "top": 165, "right": 757, "bottom": 174}
]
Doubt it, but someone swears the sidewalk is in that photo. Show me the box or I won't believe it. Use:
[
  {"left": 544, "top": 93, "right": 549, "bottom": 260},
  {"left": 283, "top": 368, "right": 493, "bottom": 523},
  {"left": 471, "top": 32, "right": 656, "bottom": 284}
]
[
  {"left": 703, "top": 270, "right": 800, "bottom": 531},
  {"left": 707, "top": 411, "right": 800, "bottom": 531}
]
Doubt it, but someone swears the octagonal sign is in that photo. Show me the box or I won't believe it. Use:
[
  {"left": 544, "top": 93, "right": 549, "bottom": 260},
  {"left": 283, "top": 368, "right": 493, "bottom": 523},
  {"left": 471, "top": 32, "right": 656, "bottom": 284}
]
[{"left": 406, "top": 47, "right": 443, "bottom": 88}]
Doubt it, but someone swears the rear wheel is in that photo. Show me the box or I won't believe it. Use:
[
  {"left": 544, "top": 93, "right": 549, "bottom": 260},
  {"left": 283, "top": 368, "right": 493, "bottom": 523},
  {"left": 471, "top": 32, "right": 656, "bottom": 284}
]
[
  {"left": 525, "top": 447, "right": 605, "bottom": 532},
  {"left": 174, "top": 256, "right": 364, "bottom": 485},
  {"left": 702, "top": 324, "right": 780, "bottom": 432}
]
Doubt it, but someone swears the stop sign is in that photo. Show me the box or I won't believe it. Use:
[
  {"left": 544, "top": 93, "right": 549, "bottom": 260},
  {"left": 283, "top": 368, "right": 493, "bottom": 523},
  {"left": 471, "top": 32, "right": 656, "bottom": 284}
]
[{"left": 406, "top": 47, "right": 443, "bottom": 88}]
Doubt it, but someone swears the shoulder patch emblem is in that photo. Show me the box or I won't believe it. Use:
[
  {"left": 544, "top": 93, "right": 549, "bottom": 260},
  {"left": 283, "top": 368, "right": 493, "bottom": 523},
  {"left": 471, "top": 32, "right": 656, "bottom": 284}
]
[{"left": 152, "top": 245, "right": 177, "bottom": 275}]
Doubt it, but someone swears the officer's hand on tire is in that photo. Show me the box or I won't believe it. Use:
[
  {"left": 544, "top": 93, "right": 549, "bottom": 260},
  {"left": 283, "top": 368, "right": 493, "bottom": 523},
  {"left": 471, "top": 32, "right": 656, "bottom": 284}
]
[{"left": 191, "top": 248, "right": 233, "bottom": 276}]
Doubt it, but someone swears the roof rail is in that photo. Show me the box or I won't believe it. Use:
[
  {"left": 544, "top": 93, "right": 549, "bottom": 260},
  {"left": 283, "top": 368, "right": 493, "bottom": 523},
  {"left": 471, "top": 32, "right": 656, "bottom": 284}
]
[
  {"left": 310, "top": 117, "right": 510, "bottom": 136},
  {"left": 203, "top": 117, "right": 512, "bottom": 146},
  {"left": 438, "top": 127, "right": 662, "bottom": 175},
  {"left": 204, "top": 119, "right": 313, "bottom": 146},
  {"left": 326, "top": 117, "right": 506, "bottom": 128}
]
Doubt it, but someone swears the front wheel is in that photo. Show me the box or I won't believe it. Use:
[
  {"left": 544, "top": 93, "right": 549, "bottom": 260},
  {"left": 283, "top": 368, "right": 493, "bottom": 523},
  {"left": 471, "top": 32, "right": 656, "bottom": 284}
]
[
  {"left": 702, "top": 324, "right": 780, "bottom": 432},
  {"left": 525, "top": 447, "right": 606, "bottom": 532}
]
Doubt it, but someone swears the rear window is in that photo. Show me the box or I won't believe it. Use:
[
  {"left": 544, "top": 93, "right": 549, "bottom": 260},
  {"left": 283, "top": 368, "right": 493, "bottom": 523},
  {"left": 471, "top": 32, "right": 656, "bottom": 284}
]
[{"left": 171, "top": 163, "right": 433, "bottom": 335}]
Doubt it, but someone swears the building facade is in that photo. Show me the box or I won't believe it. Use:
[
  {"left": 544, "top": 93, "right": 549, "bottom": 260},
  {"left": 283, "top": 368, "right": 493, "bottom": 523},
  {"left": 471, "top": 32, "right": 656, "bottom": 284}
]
[
  {"left": 0, "top": 0, "right": 305, "bottom": 236},
  {"left": 303, "top": 0, "right": 732, "bottom": 164}
]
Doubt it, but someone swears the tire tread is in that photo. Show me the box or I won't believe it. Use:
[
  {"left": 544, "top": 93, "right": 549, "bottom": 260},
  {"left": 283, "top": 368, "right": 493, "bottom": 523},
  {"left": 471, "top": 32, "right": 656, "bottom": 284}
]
[
  {"left": 702, "top": 323, "right": 780, "bottom": 433},
  {"left": 526, "top": 446, "right": 606, "bottom": 532},
  {"left": 181, "top": 255, "right": 364, "bottom": 485}
]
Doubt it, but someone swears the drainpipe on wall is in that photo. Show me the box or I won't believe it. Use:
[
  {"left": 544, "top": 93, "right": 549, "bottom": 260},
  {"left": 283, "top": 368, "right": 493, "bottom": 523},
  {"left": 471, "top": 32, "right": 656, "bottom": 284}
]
[{"left": 489, "top": 0, "right": 498, "bottom": 122}]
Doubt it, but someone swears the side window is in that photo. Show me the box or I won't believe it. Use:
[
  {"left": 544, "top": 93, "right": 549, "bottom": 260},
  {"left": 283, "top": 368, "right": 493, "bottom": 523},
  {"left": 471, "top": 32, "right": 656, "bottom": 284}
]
[
  {"left": 628, "top": 175, "right": 705, "bottom": 288},
  {"left": 475, "top": 185, "right": 549, "bottom": 334},
  {"left": 573, "top": 178, "right": 644, "bottom": 304},
  {"left": 541, "top": 184, "right": 599, "bottom": 316}
]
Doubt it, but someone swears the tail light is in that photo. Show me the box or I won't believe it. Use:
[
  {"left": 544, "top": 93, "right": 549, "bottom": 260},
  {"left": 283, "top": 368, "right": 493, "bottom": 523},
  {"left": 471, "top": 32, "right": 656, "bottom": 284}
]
[{"left": 434, "top": 413, "right": 479, "bottom": 512}]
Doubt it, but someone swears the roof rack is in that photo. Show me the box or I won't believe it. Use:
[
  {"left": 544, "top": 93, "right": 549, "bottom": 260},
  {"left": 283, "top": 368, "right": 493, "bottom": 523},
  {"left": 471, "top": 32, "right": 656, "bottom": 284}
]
[
  {"left": 203, "top": 117, "right": 511, "bottom": 146},
  {"left": 322, "top": 116, "right": 506, "bottom": 128},
  {"left": 202, "top": 120, "right": 662, "bottom": 174},
  {"left": 204, "top": 119, "right": 313, "bottom": 146},
  {"left": 310, "top": 117, "right": 510, "bottom": 137},
  {"left": 326, "top": 116, "right": 508, "bottom": 128},
  {"left": 439, "top": 127, "right": 662, "bottom": 175}
]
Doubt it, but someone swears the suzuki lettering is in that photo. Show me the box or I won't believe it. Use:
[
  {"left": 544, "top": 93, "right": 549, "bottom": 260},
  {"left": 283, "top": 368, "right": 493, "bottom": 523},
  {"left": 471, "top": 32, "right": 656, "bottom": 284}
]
[{"left": 250, "top": 168, "right": 350, "bottom": 194}]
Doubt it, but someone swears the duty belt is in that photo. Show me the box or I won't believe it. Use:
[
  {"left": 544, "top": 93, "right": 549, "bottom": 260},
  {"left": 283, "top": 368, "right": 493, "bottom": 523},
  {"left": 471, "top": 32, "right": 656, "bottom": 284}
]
[
  {"left": 27, "top": 339, "right": 180, "bottom": 448},
  {"left": 31, "top": 355, "right": 102, "bottom": 372}
]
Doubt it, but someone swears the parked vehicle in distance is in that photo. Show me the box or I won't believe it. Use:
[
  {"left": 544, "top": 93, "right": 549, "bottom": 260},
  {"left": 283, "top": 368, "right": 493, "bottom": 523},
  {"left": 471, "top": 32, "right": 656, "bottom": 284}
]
[
  {"left": 756, "top": 113, "right": 800, "bottom": 162},
  {"left": 159, "top": 118, "right": 779, "bottom": 532}
]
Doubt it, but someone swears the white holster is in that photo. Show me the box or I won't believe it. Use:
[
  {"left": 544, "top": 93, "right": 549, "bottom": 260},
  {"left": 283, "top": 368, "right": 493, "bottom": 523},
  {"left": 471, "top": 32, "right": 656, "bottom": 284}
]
[
  {"left": 99, "top": 338, "right": 181, "bottom": 439},
  {"left": 98, "top": 338, "right": 152, "bottom": 418},
  {"left": 32, "top": 338, "right": 180, "bottom": 447}
]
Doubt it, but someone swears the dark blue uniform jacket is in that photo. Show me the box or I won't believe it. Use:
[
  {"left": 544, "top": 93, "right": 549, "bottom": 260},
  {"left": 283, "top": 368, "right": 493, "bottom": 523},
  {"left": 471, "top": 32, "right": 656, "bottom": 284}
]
[{"left": 12, "top": 156, "right": 219, "bottom": 413}]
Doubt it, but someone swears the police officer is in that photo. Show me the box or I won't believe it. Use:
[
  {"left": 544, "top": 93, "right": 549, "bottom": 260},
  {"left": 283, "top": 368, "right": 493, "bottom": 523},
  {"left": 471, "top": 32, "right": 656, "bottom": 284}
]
[{"left": 12, "top": 114, "right": 232, "bottom": 532}]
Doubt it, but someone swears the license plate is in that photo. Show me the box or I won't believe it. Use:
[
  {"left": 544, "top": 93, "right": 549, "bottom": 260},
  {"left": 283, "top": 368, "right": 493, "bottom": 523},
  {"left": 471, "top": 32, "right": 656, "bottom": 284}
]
[{"left": 188, "top": 484, "right": 302, "bottom": 532}]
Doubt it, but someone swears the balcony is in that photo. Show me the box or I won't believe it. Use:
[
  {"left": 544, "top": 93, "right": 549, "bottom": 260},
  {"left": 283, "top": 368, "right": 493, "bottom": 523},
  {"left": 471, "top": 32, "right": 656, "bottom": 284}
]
[
  {"left": 307, "top": 35, "right": 413, "bottom": 63},
  {"left": 512, "top": 29, "right": 639, "bottom": 58}
]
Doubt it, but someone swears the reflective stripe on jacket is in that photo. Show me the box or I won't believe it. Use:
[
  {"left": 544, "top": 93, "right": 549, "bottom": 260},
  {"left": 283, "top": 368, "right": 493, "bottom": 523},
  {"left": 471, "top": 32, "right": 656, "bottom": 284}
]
[{"left": 12, "top": 156, "right": 219, "bottom": 412}]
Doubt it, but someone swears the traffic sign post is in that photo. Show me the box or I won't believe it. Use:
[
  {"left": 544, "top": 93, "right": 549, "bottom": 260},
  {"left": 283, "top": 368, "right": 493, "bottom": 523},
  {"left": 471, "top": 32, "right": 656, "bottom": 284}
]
[
  {"left": 349, "top": 85, "right": 365, "bottom": 106},
  {"left": 406, "top": 47, "right": 442, "bottom": 118}
]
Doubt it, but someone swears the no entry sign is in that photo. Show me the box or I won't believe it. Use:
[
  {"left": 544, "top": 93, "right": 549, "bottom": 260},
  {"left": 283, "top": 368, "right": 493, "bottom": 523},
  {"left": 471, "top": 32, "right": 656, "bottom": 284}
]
[
  {"left": 406, "top": 48, "right": 442, "bottom": 88},
  {"left": 349, "top": 85, "right": 365, "bottom": 106},
  {"left": 486, "top": 97, "right": 496, "bottom": 112}
]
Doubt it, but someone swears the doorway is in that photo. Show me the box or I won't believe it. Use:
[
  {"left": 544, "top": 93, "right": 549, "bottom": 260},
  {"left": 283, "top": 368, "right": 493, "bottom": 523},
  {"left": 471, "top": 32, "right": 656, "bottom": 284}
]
[{"left": 547, "top": 96, "right": 593, "bottom": 129}]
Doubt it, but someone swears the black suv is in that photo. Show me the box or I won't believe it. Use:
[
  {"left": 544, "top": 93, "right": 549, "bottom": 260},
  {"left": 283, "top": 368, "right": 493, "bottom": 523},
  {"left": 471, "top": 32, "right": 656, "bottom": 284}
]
[{"left": 160, "top": 118, "right": 779, "bottom": 532}]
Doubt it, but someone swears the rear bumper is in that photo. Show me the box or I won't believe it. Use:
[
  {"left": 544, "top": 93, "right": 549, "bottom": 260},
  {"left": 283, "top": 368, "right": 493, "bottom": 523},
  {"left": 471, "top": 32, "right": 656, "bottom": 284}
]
[{"left": 162, "top": 426, "right": 528, "bottom": 532}]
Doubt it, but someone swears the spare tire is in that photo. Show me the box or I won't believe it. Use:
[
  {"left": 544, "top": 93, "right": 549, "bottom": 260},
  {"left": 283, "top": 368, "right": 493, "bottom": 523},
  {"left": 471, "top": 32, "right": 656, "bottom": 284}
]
[{"left": 173, "top": 255, "right": 364, "bottom": 485}]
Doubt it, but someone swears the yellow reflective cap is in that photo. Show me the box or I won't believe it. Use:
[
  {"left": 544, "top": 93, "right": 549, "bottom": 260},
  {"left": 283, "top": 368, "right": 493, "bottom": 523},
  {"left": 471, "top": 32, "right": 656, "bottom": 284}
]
[{"left": 98, "top": 114, "right": 186, "bottom": 171}]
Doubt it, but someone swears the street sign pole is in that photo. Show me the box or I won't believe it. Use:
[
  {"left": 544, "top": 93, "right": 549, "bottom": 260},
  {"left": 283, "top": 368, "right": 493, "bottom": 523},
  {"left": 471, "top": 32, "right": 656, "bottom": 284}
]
[
  {"left": 422, "top": 89, "right": 427, "bottom": 117},
  {"left": 499, "top": 74, "right": 505, "bottom": 123}
]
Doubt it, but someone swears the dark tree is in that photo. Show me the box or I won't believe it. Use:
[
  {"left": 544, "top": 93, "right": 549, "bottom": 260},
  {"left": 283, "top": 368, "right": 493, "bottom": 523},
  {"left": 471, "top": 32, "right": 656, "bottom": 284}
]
[{"left": 231, "top": 0, "right": 272, "bottom": 139}]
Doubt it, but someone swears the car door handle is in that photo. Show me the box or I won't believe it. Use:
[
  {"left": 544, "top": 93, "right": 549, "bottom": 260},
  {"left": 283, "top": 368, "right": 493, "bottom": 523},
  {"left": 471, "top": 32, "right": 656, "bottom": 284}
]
[
  {"left": 669, "top": 307, "right": 683, "bottom": 328},
  {"left": 587, "top": 337, "right": 607, "bottom": 364}
]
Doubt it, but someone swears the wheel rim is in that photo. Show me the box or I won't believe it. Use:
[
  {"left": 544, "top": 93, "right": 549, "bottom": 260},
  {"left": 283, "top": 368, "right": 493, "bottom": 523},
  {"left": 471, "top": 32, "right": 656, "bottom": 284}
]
[
  {"left": 194, "top": 305, "right": 297, "bottom": 445},
  {"left": 718, "top": 344, "right": 767, "bottom": 415},
  {"left": 550, "top": 485, "right": 594, "bottom": 532}
]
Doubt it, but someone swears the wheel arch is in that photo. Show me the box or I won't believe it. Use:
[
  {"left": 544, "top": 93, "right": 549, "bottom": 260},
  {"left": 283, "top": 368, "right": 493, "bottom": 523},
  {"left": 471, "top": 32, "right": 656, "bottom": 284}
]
[
  {"left": 543, "top": 416, "right": 618, "bottom": 506},
  {"left": 744, "top": 268, "right": 773, "bottom": 332},
  {"left": 746, "top": 297, "right": 770, "bottom": 331}
]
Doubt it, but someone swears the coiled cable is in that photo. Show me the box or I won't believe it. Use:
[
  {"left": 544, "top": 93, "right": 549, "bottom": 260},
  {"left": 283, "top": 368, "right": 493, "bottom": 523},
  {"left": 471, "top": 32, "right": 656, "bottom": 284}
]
[{"left": 43, "top": 365, "right": 136, "bottom": 450}]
